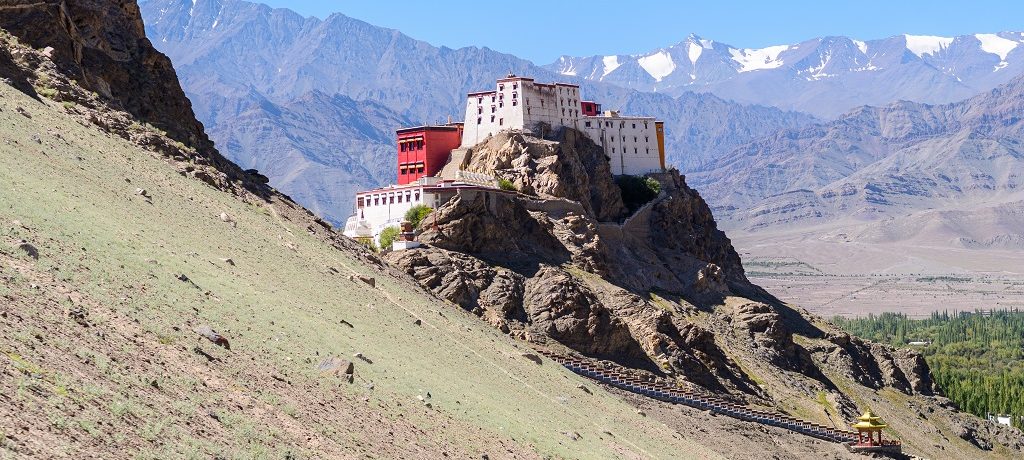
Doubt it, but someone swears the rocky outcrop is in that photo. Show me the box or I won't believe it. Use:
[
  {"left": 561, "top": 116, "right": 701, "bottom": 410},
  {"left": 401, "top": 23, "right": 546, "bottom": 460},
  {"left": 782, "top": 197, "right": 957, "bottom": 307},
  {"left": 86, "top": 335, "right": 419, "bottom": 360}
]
[
  {"left": 522, "top": 267, "right": 644, "bottom": 360},
  {"left": 0, "top": 0, "right": 209, "bottom": 151},
  {"left": 460, "top": 130, "right": 627, "bottom": 222},
  {"left": 0, "top": 0, "right": 273, "bottom": 197},
  {"left": 808, "top": 331, "right": 935, "bottom": 396},
  {"left": 385, "top": 130, "right": 773, "bottom": 395},
  {"left": 385, "top": 129, "right": 947, "bottom": 412},
  {"left": 419, "top": 130, "right": 746, "bottom": 295}
]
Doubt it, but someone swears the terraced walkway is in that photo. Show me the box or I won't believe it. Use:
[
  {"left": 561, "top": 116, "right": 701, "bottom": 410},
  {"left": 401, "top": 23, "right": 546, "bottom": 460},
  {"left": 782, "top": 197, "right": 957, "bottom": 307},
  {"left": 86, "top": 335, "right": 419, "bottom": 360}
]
[{"left": 540, "top": 351, "right": 858, "bottom": 444}]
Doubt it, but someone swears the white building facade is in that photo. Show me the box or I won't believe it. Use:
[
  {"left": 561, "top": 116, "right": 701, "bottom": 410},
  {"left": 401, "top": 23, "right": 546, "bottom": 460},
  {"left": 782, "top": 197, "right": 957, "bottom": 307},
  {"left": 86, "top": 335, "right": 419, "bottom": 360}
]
[
  {"left": 342, "top": 176, "right": 507, "bottom": 245},
  {"left": 460, "top": 74, "right": 665, "bottom": 176}
]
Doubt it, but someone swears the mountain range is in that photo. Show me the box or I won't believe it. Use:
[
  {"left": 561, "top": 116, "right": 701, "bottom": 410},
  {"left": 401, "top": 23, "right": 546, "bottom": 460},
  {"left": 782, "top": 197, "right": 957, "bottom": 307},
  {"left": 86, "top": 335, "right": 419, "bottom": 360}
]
[
  {"left": 549, "top": 32, "right": 1024, "bottom": 118},
  {"left": 140, "top": 0, "right": 1024, "bottom": 261},
  {"left": 139, "top": 0, "right": 814, "bottom": 222},
  {"left": 692, "top": 74, "right": 1024, "bottom": 252}
]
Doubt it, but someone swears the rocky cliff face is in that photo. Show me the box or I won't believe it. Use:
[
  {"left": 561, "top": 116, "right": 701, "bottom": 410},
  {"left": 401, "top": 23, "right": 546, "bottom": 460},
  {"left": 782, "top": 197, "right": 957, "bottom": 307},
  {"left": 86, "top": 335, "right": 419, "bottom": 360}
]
[
  {"left": 385, "top": 128, "right": 941, "bottom": 409},
  {"left": 0, "top": 0, "right": 272, "bottom": 196},
  {"left": 0, "top": 0, "right": 208, "bottom": 151}
]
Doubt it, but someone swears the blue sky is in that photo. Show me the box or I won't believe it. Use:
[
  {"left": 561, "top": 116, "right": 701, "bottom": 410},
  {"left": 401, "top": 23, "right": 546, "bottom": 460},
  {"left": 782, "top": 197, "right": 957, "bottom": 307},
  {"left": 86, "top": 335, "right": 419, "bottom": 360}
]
[{"left": 260, "top": 0, "right": 1024, "bottom": 63}]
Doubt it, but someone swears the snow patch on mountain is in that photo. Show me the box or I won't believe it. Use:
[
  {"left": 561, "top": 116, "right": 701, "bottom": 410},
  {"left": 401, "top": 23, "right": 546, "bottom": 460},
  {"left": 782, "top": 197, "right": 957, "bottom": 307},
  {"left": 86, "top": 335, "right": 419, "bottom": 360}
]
[
  {"left": 852, "top": 39, "right": 868, "bottom": 55},
  {"left": 557, "top": 57, "right": 577, "bottom": 76},
  {"left": 729, "top": 45, "right": 790, "bottom": 72},
  {"left": 801, "top": 51, "right": 835, "bottom": 81},
  {"left": 638, "top": 51, "right": 676, "bottom": 81},
  {"left": 602, "top": 55, "right": 621, "bottom": 78},
  {"left": 904, "top": 34, "right": 953, "bottom": 57},
  {"left": 687, "top": 42, "right": 703, "bottom": 65},
  {"left": 975, "top": 33, "right": 1019, "bottom": 61}
]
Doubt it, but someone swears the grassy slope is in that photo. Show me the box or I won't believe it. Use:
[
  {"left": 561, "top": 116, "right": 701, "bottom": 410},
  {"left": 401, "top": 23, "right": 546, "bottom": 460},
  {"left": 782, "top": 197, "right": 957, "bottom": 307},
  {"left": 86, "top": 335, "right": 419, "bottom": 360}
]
[{"left": 0, "top": 83, "right": 712, "bottom": 459}]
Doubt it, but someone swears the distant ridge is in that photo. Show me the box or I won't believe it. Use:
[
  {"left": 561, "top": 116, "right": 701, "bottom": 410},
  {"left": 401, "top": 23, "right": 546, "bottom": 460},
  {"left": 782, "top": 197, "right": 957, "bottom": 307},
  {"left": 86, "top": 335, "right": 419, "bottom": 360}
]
[
  {"left": 547, "top": 32, "right": 1024, "bottom": 117},
  {"left": 691, "top": 74, "right": 1024, "bottom": 250}
]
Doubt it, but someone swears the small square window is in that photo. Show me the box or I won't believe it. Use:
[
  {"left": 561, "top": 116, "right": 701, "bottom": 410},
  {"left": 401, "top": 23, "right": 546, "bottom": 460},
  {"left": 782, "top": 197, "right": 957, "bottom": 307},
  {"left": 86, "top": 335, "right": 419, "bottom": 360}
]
[
  {"left": 477, "top": 117, "right": 482, "bottom": 124},
  {"left": 499, "top": 118, "right": 504, "bottom": 126}
]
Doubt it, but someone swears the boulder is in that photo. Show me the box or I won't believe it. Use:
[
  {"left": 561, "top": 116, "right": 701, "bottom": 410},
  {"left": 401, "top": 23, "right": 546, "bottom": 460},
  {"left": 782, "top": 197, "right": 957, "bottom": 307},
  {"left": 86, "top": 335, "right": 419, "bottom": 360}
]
[
  {"left": 316, "top": 357, "right": 354, "bottom": 377},
  {"left": 15, "top": 241, "right": 39, "bottom": 259},
  {"left": 192, "top": 325, "right": 230, "bottom": 349}
]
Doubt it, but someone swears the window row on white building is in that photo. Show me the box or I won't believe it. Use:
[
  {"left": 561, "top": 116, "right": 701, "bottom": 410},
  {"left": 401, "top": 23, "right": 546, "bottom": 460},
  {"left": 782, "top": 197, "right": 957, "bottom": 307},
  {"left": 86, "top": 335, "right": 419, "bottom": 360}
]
[{"left": 460, "top": 75, "right": 664, "bottom": 176}]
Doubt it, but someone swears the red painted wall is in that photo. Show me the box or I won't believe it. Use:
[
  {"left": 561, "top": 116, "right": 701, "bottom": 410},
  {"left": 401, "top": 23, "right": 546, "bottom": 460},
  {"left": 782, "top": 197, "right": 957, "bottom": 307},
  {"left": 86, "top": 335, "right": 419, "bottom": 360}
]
[
  {"left": 581, "top": 101, "right": 601, "bottom": 117},
  {"left": 396, "top": 127, "right": 462, "bottom": 185}
]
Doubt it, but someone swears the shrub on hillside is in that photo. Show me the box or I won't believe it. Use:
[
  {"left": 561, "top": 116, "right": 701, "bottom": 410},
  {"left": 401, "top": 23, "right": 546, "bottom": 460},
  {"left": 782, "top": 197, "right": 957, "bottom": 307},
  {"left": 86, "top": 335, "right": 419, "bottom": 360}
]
[
  {"left": 378, "top": 226, "right": 400, "bottom": 252},
  {"left": 615, "top": 175, "right": 661, "bottom": 213},
  {"left": 497, "top": 178, "right": 517, "bottom": 192},
  {"left": 404, "top": 204, "right": 433, "bottom": 228}
]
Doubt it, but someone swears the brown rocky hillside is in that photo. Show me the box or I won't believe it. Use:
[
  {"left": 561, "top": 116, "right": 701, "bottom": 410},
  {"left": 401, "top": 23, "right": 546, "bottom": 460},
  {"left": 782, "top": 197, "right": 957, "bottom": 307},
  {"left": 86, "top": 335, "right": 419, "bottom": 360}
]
[{"left": 0, "top": 1, "right": 1021, "bottom": 458}]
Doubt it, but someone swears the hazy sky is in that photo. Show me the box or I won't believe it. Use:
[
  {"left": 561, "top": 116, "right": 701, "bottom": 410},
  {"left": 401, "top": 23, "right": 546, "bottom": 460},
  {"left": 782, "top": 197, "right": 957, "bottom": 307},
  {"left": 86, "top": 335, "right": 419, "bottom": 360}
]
[{"left": 258, "top": 0, "right": 1024, "bottom": 63}]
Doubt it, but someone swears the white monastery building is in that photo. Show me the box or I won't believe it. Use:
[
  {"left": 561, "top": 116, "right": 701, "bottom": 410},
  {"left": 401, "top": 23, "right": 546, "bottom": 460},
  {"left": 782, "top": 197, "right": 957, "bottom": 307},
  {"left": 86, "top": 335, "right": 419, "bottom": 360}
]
[
  {"left": 460, "top": 74, "right": 666, "bottom": 176},
  {"left": 344, "top": 75, "right": 667, "bottom": 246}
]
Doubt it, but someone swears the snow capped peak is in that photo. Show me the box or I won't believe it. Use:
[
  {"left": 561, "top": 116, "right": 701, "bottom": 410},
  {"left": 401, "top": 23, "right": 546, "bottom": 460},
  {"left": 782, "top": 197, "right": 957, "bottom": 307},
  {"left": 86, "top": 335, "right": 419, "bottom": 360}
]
[
  {"left": 975, "top": 33, "right": 1019, "bottom": 61},
  {"left": 904, "top": 34, "right": 953, "bottom": 57},
  {"left": 681, "top": 34, "right": 714, "bottom": 49},
  {"left": 602, "top": 55, "right": 621, "bottom": 78},
  {"left": 637, "top": 50, "right": 676, "bottom": 81},
  {"left": 729, "top": 45, "right": 790, "bottom": 72}
]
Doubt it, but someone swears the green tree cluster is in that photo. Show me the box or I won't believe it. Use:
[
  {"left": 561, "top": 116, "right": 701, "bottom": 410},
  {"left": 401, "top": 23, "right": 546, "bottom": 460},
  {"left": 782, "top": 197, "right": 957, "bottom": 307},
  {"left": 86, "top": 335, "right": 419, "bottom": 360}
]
[
  {"left": 378, "top": 226, "right": 400, "bottom": 252},
  {"left": 404, "top": 204, "right": 432, "bottom": 228},
  {"left": 834, "top": 309, "right": 1024, "bottom": 429}
]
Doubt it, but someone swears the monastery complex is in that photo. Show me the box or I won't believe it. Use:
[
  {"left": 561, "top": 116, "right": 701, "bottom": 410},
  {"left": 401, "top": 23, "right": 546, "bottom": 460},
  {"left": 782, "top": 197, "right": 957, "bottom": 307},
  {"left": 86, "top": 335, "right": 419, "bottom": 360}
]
[{"left": 344, "top": 74, "right": 667, "bottom": 246}]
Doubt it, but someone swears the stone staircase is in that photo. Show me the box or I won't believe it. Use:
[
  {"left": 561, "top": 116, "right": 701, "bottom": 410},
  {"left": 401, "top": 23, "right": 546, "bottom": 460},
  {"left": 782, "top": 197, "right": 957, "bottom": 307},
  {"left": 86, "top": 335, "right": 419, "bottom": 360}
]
[{"left": 540, "top": 351, "right": 858, "bottom": 444}]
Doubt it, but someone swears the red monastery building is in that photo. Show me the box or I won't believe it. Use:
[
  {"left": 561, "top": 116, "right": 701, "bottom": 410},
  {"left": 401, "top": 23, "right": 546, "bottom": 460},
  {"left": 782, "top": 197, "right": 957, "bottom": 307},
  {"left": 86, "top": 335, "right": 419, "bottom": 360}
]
[{"left": 397, "top": 124, "right": 463, "bottom": 185}]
